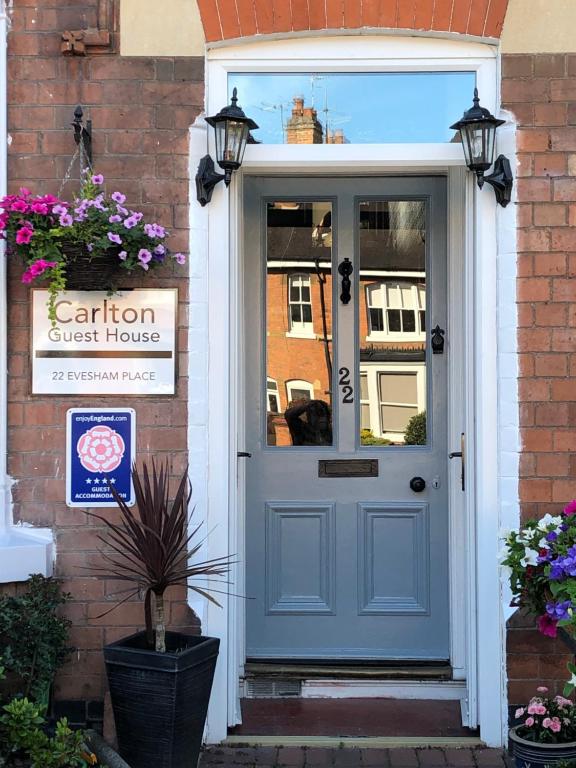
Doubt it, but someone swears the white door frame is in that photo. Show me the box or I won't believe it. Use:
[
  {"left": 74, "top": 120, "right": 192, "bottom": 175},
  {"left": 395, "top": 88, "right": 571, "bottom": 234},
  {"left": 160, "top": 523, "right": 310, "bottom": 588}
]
[{"left": 189, "top": 35, "right": 512, "bottom": 748}]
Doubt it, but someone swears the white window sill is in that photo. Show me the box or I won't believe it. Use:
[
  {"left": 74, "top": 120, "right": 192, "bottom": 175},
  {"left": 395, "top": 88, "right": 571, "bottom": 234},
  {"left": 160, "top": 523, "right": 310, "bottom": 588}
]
[
  {"left": 0, "top": 528, "right": 54, "bottom": 584},
  {"left": 366, "top": 334, "right": 426, "bottom": 343},
  {"left": 286, "top": 331, "right": 318, "bottom": 340}
]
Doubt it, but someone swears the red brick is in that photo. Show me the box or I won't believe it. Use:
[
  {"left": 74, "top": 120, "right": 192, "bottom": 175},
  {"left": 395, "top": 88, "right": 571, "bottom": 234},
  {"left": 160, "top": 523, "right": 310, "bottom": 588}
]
[
  {"left": 551, "top": 228, "right": 576, "bottom": 251},
  {"left": 534, "top": 154, "right": 567, "bottom": 178},
  {"left": 551, "top": 128, "right": 576, "bottom": 152},
  {"left": 520, "top": 479, "right": 552, "bottom": 502},
  {"left": 517, "top": 277, "right": 550, "bottom": 301},
  {"left": 551, "top": 80, "right": 576, "bottom": 101},
  {"left": 517, "top": 230, "right": 550, "bottom": 253},
  {"left": 217, "top": 0, "right": 241, "bottom": 37},
  {"left": 502, "top": 56, "right": 534, "bottom": 79},
  {"left": 519, "top": 379, "right": 550, "bottom": 401},
  {"left": 518, "top": 328, "right": 551, "bottom": 351},
  {"left": 309, "top": 0, "right": 327, "bottom": 29},
  {"left": 483, "top": 0, "right": 507, "bottom": 36},
  {"left": 326, "top": 0, "right": 343, "bottom": 26},
  {"left": 534, "top": 304, "right": 567, "bottom": 327},
  {"left": 522, "top": 428, "right": 553, "bottom": 452},
  {"left": 517, "top": 129, "right": 550, "bottom": 152},
  {"left": 552, "top": 328, "right": 576, "bottom": 351},
  {"left": 89, "top": 57, "right": 156, "bottom": 80},
  {"left": 554, "top": 179, "right": 576, "bottom": 201},
  {"left": 431, "top": 0, "right": 452, "bottom": 31},
  {"left": 534, "top": 354, "right": 568, "bottom": 376},
  {"left": 501, "top": 78, "right": 549, "bottom": 103},
  {"left": 414, "top": 0, "right": 434, "bottom": 30},
  {"left": 535, "top": 402, "right": 568, "bottom": 425},
  {"left": 397, "top": 0, "right": 417, "bottom": 29},
  {"left": 516, "top": 177, "right": 551, "bottom": 202},
  {"left": 534, "top": 55, "right": 566, "bottom": 77},
  {"left": 236, "top": 0, "right": 258, "bottom": 34},
  {"left": 552, "top": 480, "right": 576, "bottom": 502},
  {"left": 342, "top": 0, "right": 361, "bottom": 28},
  {"left": 254, "top": 0, "right": 275, "bottom": 32},
  {"left": 552, "top": 381, "right": 576, "bottom": 402},
  {"left": 533, "top": 203, "right": 567, "bottom": 227},
  {"left": 534, "top": 103, "right": 567, "bottom": 127}
]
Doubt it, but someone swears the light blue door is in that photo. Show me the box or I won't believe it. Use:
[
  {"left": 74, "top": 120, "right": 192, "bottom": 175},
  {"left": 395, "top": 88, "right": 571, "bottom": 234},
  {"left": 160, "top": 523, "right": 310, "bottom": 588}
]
[{"left": 244, "top": 177, "right": 449, "bottom": 660}]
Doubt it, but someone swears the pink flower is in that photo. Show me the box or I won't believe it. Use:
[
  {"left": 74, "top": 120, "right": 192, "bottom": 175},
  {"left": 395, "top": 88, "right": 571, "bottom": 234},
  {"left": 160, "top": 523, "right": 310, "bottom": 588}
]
[
  {"left": 515, "top": 708, "right": 526, "bottom": 718},
  {"left": 59, "top": 213, "right": 73, "bottom": 227},
  {"left": 543, "top": 718, "right": 552, "bottom": 729},
  {"left": 31, "top": 202, "right": 49, "bottom": 215},
  {"left": 138, "top": 248, "right": 152, "bottom": 265},
  {"left": 564, "top": 500, "right": 576, "bottom": 516},
  {"left": 118, "top": 251, "right": 127, "bottom": 260},
  {"left": 554, "top": 696, "right": 572, "bottom": 708},
  {"left": 19, "top": 187, "right": 30, "bottom": 197},
  {"left": 173, "top": 252, "right": 186, "bottom": 265},
  {"left": 111, "top": 192, "right": 126, "bottom": 205},
  {"left": 15, "top": 226, "right": 34, "bottom": 245},
  {"left": 527, "top": 704, "right": 539, "bottom": 715},
  {"left": 52, "top": 204, "right": 68, "bottom": 216},
  {"left": 21, "top": 260, "right": 56, "bottom": 283},
  {"left": 92, "top": 174, "right": 104, "bottom": 185},
  {"left": 537, "top": 687, "right": 549, "bottom": 693},
  {"left": 538, "top": 614, "right": 558, "bottom": 637},
  {"left": 21, "top": 272, "right": 34, "bottom": 284},
  {"left": 535, "top": 705, "right": 547, "bottom": 715},
  {"left": 108, "top": 232, "right": 122, "bottom": 245},
  {"left": 11, "top": 200, "right": 28, "bottom": 213},
  {"left": 551, "top": 718, "right": 562, "bottom": 733},
  {"left": 525, "top": 717, "right": 535, "bottom": 727}
]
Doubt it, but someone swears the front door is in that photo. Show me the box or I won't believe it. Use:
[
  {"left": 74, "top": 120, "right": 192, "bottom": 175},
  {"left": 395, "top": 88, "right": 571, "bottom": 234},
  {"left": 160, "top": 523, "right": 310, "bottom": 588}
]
[{"left": 243, "top": 176, "right": 449, "bottom": 661}]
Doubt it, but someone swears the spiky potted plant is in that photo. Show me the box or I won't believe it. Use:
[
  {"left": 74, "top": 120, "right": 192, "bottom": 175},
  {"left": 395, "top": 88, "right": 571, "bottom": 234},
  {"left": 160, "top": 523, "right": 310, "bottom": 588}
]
[{"left": 89, "top": 461, "right": 232, "bottom": 768}]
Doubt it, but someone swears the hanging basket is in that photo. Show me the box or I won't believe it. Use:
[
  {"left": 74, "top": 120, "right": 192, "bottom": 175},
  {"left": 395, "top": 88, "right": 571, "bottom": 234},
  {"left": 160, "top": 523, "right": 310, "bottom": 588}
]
[{"left": 62, "top": 243, "right": 121, "bottom": 291}]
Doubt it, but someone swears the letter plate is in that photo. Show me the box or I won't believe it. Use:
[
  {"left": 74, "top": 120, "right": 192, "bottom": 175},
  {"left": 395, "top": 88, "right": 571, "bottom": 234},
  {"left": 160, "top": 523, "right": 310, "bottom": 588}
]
[{"left": 318, "top": 459, "right": 378, "bottom": 478}]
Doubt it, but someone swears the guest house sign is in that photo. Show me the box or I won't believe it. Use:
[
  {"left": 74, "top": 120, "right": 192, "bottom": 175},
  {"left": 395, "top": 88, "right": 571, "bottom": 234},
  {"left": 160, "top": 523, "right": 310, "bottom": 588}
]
[{"left": 32, "top": 289, "right": 177, "bottom": 395}]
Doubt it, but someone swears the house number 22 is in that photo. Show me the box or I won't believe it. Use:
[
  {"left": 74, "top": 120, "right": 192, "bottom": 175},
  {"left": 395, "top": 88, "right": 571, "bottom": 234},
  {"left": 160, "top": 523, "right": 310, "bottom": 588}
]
[{"left": 338, "top": 367, "right": 354, "bottom": 403}]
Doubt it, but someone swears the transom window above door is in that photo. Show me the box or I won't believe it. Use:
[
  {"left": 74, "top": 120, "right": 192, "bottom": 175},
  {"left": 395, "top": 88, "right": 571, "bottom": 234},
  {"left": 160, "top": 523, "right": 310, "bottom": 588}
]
[{"left": 229, "top": 71, "right": 475, "bottom": 145}]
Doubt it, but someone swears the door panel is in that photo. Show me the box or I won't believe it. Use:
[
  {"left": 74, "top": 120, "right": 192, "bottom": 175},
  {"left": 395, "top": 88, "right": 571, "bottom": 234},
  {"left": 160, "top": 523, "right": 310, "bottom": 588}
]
[{"left": 244, "top": 176, "right": 448, "bottom": 661}]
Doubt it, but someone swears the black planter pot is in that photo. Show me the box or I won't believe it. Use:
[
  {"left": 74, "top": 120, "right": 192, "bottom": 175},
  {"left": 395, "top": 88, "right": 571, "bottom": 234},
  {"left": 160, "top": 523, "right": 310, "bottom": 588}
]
[
  {"left": 103, "top": 630, "right": 220, "bottom": 768},
  {"left": 509, "top": 726, "right": 576, "bottom": 768}
]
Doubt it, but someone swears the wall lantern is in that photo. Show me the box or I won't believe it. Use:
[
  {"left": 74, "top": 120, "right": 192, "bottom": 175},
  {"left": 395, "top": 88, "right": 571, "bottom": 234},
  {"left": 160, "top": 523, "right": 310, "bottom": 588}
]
[
  {"left": 196, "top": 88, "right": 259, "bottom": 207},
  {"left": 450, "top": 88, "right": 513, "bottom": 208}
]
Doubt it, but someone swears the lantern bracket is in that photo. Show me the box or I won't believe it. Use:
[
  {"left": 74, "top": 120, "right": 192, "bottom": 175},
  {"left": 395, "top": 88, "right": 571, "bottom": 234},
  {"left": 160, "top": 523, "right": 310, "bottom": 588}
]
[
  {"left": 195, "top": 155, "right": 226, "bottom": 207},
  {"left": 479, "top": 154, "right": 513, "bottom": 208}
]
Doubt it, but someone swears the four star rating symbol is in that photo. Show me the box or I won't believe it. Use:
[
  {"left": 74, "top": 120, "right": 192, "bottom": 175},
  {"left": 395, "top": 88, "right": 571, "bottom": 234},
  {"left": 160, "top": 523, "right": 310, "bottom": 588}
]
[{"left": 84, "top": 477, "right": 117, "bottom": 485}]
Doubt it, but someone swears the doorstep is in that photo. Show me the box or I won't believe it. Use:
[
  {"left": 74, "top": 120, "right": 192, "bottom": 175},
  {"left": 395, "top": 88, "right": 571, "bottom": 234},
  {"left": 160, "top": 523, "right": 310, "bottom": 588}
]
[{"left": 200, "top": 745, "right": 506, "bottom": 767}]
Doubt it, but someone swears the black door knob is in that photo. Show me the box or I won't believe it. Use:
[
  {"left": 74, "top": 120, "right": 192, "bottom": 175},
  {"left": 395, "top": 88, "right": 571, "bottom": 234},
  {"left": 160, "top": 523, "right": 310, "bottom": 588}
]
[{"left": 410, "top": 476, "right": 426, "bottom": 493}]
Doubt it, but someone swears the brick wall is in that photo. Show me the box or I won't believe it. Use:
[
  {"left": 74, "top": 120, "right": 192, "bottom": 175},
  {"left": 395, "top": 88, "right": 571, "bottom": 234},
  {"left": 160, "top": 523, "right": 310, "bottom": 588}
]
[
  {"left": 6, "top": 0, "right": 202, "bottom": 702},
  {"left": 503, "top": 52, "right": 576, "bottom": 704}
]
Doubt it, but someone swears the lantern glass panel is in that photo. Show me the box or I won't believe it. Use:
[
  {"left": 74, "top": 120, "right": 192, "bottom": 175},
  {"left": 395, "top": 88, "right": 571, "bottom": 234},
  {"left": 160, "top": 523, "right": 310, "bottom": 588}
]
[{"left": 461, "top": 123, "right": 494, "bottom": 172}]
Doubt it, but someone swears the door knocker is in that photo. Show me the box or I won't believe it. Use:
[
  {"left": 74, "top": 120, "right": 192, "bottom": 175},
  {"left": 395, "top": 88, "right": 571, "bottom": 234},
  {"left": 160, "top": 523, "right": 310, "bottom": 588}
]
[
  {"left": 431, "top": 325, "right": 445, "bottom": 354},
  {"left": 338, "top": 258, "right": 353, "bottom": 305}
]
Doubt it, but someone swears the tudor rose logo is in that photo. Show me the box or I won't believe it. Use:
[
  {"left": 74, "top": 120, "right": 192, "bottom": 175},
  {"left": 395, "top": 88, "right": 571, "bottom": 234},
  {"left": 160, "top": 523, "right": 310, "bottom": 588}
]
[{"left": 77, "top": 425, "right": 125, "bottom": 473}]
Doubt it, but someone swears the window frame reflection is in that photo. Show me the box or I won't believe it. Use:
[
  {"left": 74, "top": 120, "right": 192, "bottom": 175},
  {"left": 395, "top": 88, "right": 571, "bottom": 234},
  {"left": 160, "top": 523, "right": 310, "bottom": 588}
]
[{"left": 356, "top": 197, "right": 430, "bottom": 450}]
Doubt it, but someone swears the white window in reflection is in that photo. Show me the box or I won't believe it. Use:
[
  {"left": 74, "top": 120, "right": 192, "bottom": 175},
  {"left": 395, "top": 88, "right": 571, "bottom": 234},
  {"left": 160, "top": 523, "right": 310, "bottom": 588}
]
[
  {"left": 287, "top": 273, "right": 314, "bottom": 337},
  {"left": 360, "top": 365, "right": 426, "bottom": 445},
  {"left": 366, "top": 281, "right": 425, "bottom": 340},
  {"left": 286, "top": 379, "right": 314, "bottom": 405},
  {"left": 267, "top": 378, "right": 280, "bottom": 413}
]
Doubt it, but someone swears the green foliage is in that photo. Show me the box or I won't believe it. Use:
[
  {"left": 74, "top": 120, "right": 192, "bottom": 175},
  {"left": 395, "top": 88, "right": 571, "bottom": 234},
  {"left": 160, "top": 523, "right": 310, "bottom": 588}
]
[
  {"left": 403, "top": 411, "right": 427, "bottom": 445},
  {"left": 359, "top": 429, "right": 391, "bottom": 446},
  {"left": 0, "top": 698, "right": 100, "bottom": 768},
  {"left": 0, "top": 575, "right": 72, "bottom": 711}
]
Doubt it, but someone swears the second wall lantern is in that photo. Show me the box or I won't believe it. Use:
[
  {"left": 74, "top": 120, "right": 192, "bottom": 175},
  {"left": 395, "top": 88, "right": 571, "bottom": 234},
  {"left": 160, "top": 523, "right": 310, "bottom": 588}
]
[
  {"left": 450, "top": 88, "right": 513, "bottom": 208},
  {"left": 196, "top": 88, "right": 259, "bottom": 207}
]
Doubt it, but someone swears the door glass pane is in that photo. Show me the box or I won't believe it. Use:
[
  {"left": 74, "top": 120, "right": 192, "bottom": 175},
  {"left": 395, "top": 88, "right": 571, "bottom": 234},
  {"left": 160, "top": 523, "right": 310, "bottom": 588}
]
[
  {"left": 266, "top": 201, "right": 333, "bottom": 447},
  {"left": 358, "top": 201, "right": 427, "bottom": 447}
]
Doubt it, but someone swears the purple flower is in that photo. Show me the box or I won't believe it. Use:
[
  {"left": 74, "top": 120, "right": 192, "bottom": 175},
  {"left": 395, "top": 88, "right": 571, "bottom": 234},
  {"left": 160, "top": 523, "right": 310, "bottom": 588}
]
[
  {"left": 549, "top": 560, "right": 566, "bottom": 580},
  {"left": 131, "top": 211, "right": 143, "bottom": 223},
  {"left": 109, "top": 214, "right": 122, "bottom": 224},
  {"left": 546, "top": 600, "right": 572, "bottom": 621},
  {"left": 153, "top": 244, "right": 166, "bottom": 256},
  {"left": 118, "top": 251, "right": 127, "bottom": 260},
  {"left": 124, "top": 216, "right": 138, "bottom": 229},
  {"left": 92, "top": 174, "right": 104, "bottom": 185},
  {"left": 52, "top": 204, "right": 68, "bottom": 216},
  {"left": 144, "top": 223, "right": 157, "bottom": 238},
  {"left": 116, "top": 205, "right": 129, "bottom": 216},
  {"left": 111, "top": 192, "right": 126, "bottom": 205},
  {"left": 108, "top": 232, "right": 122, "bottom": 245},
  {"left": 174, "top": 252, "right": 186, "bottom": 265},
  {"left": 59, "top": 213, "right": 74, "bottom": 227},
  {"left": 546, "top": 531, "right": 559, "bottom": 542},
  {"left": 87, "top": 243, "right": 94, "bottom": 252},
  {"left": 138, "top": 248, "right": 152, "bottom": 265}
]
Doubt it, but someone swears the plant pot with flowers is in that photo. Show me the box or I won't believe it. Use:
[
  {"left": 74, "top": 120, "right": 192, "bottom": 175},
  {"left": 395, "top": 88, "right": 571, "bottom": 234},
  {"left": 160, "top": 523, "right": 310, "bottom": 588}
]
[
  {"left": 509, "top": 686, "right": 576, "bottom": 768},
  {"left": 502, "top": 500, "right": 576, "bottom": 767},
  {"left": 0, "top": 171, "right": 186, "bottom": 324},
  {"left": 89, "top": 461, "right": 233, "bottom": 768}
]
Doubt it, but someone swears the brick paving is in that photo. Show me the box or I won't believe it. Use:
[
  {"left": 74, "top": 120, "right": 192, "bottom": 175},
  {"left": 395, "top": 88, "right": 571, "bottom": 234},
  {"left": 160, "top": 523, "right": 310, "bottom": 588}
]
[{"left": 199, "top": 746, "right": 508, "bottom": 768}]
